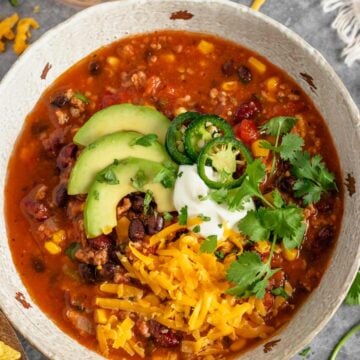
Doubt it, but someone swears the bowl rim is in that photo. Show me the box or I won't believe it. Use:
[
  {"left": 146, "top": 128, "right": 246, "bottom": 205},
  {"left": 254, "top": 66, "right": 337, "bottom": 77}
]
[{"left": 0, "top": 1, "right": 359, "bottom": 359}]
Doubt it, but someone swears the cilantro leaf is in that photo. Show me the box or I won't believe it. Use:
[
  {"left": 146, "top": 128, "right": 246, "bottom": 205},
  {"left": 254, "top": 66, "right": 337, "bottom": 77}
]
[
  {"left": 215, "top": 250, "right": 225, "bottom": 261},
  {"left": 271, "top": 287, "right": 290, "bottom": 299},
  {"left": 178, "top": 206, "right": 188, "bottom": 225},
  {"left": 298, "top": 346, "right": 311, "bottom": 358},
  {"left": 261, "top": 116, "right": 297, "bottom": 137},
  {"left": 345, "top": 271, "right": 360, "bottom": 305},
  {"left": 74, "top": 92, "right": 90, "bottom": 104},
  {"left": 209, "top": 188, "right": 228, "bottom": 204},
  {"left": 96, "top": 168, "right": 119, "bottom": 185},
  {"left": 143, "top": 190, "right": 153, "bottom": 215},
  {"left": 238, "top": 210, "right": 270, "bottom": 242},
  {"left": 130, "top": 133, "right": 158, "bottom": 147},
  {"left": 65, "top": 242, "right": 81, "bottom": 260},
  {"left": 131, "top": 169, "right": 147, "bottom": 189},
  {"left": 227, "top": 159, "right": 267, "bottom": 210},
  {"left": 199, "top": 214, "right": 211, "bottom": 222},
  {"left": 226, "top": 251, "right": 275, "bottom": 298},
  {"left": 272, "top": 189, "right": 284, "bottom": 208},
  {"left": 291, "top": 151, "right": 337, "bottom": 205},
  {"left": 278, "top": 133, "right": 304, "bottom": 161},
  {"left": 163, "top": 212, "right": 173, "bottom": 221},
  {"left": 200, "top": 235, "right": 218, "bottom": 253},
  {"left": 153, "top": 168, "right": 176, "bottom": 188},
  {"left": 283, "top": 222, "right": 307, "bottom": 249}
]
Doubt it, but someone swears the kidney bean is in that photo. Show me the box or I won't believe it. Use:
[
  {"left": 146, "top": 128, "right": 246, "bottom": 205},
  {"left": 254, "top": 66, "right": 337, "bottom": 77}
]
[
  {"left": 88, "top": 60, "right": 101, "bottom": 75},
  {"left": 89, "top": 235, "right": 112, "bottom": 250},
  {"left": 52, "top": 183, "right": 68, "bottom": 208},
  {"left": 315, "top": 194, "right": 335, "bottom": 213},
  {"left": 145, "top": 213, "right": 164, "bottom": 235},
  {"left": 277, "top": 176, "right": 296, "bottom": 195},
  {"left": 51, "top": 94, "right": 69, "bottom": 108},
  {"left": 234, "top": 97, "right": 262, "bottom": 122},
  {"left": 314, "top": 225, "right": 334, "bottom": 252},
  {"left": 128, "top": 218, "right": 145, "bottom": 241},
  {"left": 21, "top": 186, "right": 49, "bottom": 221},
  {"left": 131, "top": 195, "right": 144, "bottom": 213},
  {"left": 148, "top": 320, "right": 182, "bottom": 347},
  {"left": 56, "top": 143, "right": 78, "bottom": 171},
  {"left": 238, "top": 65, "right": 252, "bottom": 83}
]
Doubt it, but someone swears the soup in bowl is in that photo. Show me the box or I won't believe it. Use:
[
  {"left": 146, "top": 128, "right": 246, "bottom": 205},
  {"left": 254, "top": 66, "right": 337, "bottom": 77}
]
[{"left": 0, "top": 1, "right": 359, "bottom": 359}]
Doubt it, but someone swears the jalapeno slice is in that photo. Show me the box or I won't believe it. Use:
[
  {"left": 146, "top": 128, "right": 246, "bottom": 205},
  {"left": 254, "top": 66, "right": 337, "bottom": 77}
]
[
  {"left": 165, "top": 112, "right": 201, "bottom": 164},
  {"left": 184, "top": 114, "right": 234, "bottom": 161},
  {"left": 197, "top": 137, "right": 253, "bottom": 189}
]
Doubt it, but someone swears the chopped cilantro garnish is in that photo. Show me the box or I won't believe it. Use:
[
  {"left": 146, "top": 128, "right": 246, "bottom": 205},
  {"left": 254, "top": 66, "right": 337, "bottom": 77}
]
[
  {"left": 153, "top": 168, "right": 176, "bottom": 188},
  {"left": 192, "top": 225, "right": 201, "bottom": 233},
  {"left": 143, "top": 190, "right": 153, "bottom": 215},
  {"left": 200, "top": 235, "right": 218, "bottom": 253},
  {"left": 163, "top": 212, "right": 173, "bottom": 222},
  {"left": 96, "top": 168, "right": 119, "bottom": 185},
  {"left": 271, "top": 287, "right": 289, "bottom": 299},
  {"left": 298, "top": 346, "right": 311, "bottom": 358},
  {"left": 74, "top": 91, "right": 90, "bottom": 104},
  {"left": 64, "top": 242, "right": 81, "bottom": 260},
  {"left": 215, "top": 250, "right": 225, "bottom": 261},
  {"left": 178, "top": 206, "right": 188, "bottom": 225},
  {"left": 345, "top": 271, "right": 360, "bottom": 305},
  {"left": 131, "top": 169, "right": 147, "bottom": 190},
  {"left": 199, "top": 214, "right": 211, "bottom": 222},
  {"left": 130, "top": 133, "right": 158, "bottom": 147},
  {"left": 177, "top": 171, "right": 183, "bottom": 178}
]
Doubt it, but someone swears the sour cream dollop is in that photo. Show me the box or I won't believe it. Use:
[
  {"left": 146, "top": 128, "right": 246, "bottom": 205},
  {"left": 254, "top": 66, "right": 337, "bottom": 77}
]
[{"left": 173, "top": 165, "right": 254, "bottom": 239}]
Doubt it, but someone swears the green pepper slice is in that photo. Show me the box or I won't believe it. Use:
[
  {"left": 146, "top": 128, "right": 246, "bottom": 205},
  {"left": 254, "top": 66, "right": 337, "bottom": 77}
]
[
  {"left": 197, "top": 137, "right": 253, "bottom": 189},
  {"left": 184, "top": 114, "right": 234, "bottom": 161},
  {"left": 165, "top": 112, "right": 201, "bottom": 164}
]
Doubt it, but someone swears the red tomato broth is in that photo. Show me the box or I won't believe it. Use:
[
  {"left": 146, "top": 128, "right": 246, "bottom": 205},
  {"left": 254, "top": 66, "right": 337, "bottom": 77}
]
[{"left": 5, "top": 31, "right": 343, "bottom": 359}]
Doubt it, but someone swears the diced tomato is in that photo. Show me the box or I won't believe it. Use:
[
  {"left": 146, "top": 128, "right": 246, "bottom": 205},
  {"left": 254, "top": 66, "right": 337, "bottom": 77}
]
[{"left": 234, "top": 119, "right": 259, "bottom": 144}]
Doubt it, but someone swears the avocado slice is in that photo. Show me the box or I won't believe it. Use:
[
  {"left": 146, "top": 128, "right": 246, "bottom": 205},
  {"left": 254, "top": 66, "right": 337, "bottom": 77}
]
[
  {"left": 84, "top": 158, "right": 176, "bottom": 238},
  {"left": 74, "top": 104, "right": 171, "bottom": 146},
  {"left": 68, "top": 131, "right": 175, "bottom": 195}
]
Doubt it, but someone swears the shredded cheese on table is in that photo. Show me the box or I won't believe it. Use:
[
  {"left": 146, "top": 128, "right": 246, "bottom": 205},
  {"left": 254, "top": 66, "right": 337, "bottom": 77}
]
[
  {"left": 251, "top": 0, "right": 266, "bottom": 11},
  {"left": 94, "top": 224, "right": 275, "bottom": 357}
]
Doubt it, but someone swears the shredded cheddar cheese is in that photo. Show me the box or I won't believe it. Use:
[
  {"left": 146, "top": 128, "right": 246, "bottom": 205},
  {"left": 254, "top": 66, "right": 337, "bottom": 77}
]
[
  {"left": 251, "top": 0, "right": 266, "bottom": 11},
  {"left": 13, "top": 18, "right": 39, "bottom": 55},
  {"left": 0, "top": 13, "right": 19, "bottom": 53},
  {"left": 0, "top": 341, "right": 21, "bottom": 360},
  {"left": 95, "top": 223, "right": 274, "bottom": 356}
]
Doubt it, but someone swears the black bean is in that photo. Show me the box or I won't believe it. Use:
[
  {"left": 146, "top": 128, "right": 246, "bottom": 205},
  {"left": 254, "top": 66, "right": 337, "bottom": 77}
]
[
  {"left": 96, "top": 263, "right": 115, "bottom": 281},
  {"left": 51, "top": 94, "right": 69, "bottom": 108},
  {"left": 88, "top": 61, "right": 101, "bottom": 75},
  {"left": 145, "top": 214, "right": 164, "bottom": 235},
  {"left": 56, "top": 143, "right": 78, "bottom": 171},
  {"left": 277, "top": 176, "right": 296, "bottom": 195},
  {"left": 316, "top": 225, "right": 334, "bottom": 250},
  {"left": 89, "top": 235, "right": 113, "bottom": 250},
  {"left": 31, "top": 256, "right": 46, "bottom": 273},
  {"left": 78, "top": 264, "right": 96, "bottom": 283},
  {"left": 221, "top": 59, "right": 237, "bottom": 76},
  {"left": 53, "top": 183, "right": 68, "bottom": 208},
  {"left": 131, "top": 195, "right": 144, "bottom": 213},
  {"left": 128, "top": 218, "right": 145, "bottom": 241},
  {"left": 238, "top": 65, "right": 252, "bottom": 84}
]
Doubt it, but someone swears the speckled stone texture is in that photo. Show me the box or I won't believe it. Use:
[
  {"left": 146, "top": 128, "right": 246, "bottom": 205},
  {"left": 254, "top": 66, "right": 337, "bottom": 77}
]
[{"left": 0, "top": 0, "right": 359, "bottom": 359}]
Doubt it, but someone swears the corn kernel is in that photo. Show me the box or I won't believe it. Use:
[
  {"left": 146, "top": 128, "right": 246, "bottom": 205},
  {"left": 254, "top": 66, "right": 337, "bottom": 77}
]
[
  {"left": 248, "top": 56, "right": 267, "bottom": 74},
  {"left": 251, "top": 139, "right": 270, "bottom": 158},
  {"left": 221, "top": 81, "right": 238, "bottom": 92},
  {"left": 284, "top": 280, "right": 293, "bottom": 296},
  {"left": 174, "top": 107, "right": 187, "bottom": 116},
  {"left": 161, "top": 53, "right": 175, "bottom": 62},
  {"left": 44, "top": 241, "right": 61, "bottom": 255},
  {"left": 251, "top": 0, "right": 266, "bottom": 11},
  {"left": 197, "top": 40, "right": 214, "bottom": 55},
  {"left": 106, "top": 56, "right": 120, "bottom": 67},
  {"left": 266, "top": 76, "right": 280, "bottom": 92},
  {"left": 51, "top": 230, "right": 66, "bottom": 244},
  {"left": 94, "top": 309, "right": 109, "bottom": 324},
  {"left": 255, "top": 240, "right": 270, "bottom": 254},
  {"left": 282, "top": 244, "right": 298, "bottom": 261}
]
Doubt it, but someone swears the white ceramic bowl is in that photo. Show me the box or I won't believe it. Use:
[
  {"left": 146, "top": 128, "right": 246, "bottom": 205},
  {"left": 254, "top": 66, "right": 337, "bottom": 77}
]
[{"left": 0, "top": 1, "right": 359, "bottom": 359}]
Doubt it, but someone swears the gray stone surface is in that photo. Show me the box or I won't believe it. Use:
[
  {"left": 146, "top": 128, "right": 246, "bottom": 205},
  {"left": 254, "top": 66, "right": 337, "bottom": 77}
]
[{"left": 0, "top": 0, "right": 359, "bottom": 359}]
